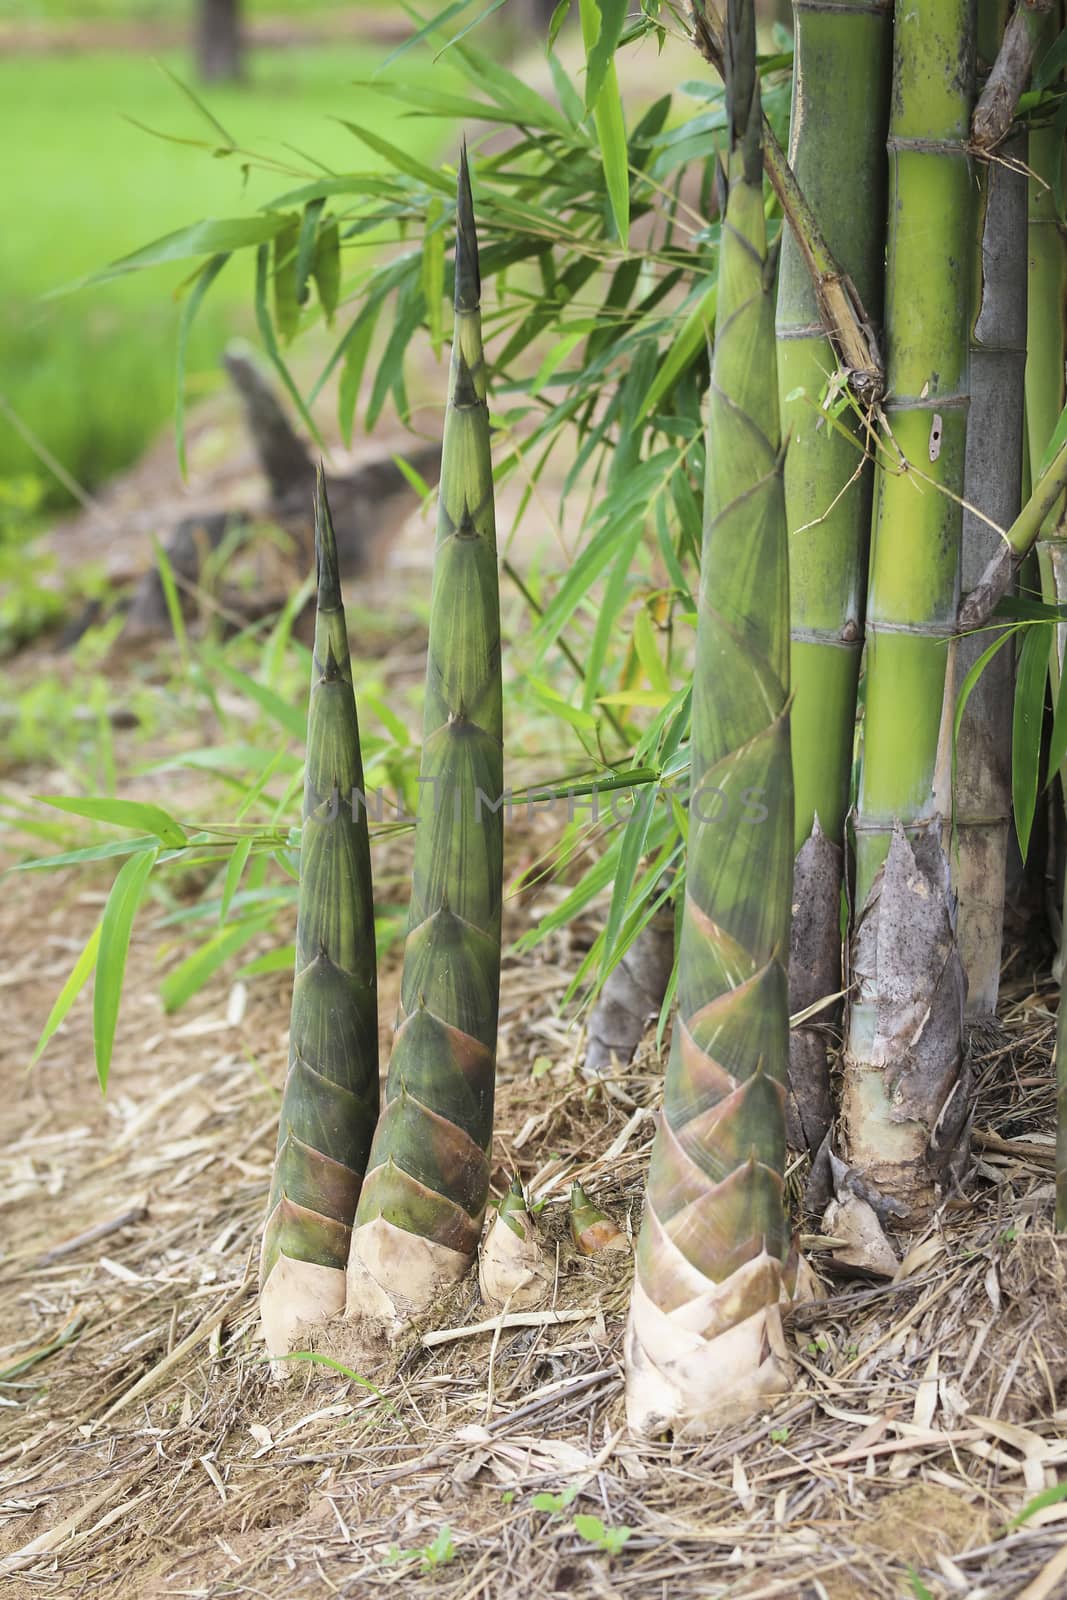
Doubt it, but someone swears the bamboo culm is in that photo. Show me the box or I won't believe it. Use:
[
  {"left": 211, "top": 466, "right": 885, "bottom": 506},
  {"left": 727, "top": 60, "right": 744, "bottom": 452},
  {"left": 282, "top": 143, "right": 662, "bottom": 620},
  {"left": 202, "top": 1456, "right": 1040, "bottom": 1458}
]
[
  {"left": 345, "top": 148, "right": 504, "bottom": 1336},
  {"left": 260, "top": 470, "right": 379, "bottom": 1361},
  {"left": 625, "top": 0, "right": 797, "bottom": 1435}
]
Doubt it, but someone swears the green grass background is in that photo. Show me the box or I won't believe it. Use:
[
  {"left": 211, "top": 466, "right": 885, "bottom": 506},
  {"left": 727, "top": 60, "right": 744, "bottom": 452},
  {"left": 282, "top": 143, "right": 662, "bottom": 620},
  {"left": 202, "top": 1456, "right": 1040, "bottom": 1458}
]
[
  {"left": 1, "top": 28, "right": 445, "bottom": 506},
  {"left": 3, "top": 3, "right": 379, "bottom": 22}
]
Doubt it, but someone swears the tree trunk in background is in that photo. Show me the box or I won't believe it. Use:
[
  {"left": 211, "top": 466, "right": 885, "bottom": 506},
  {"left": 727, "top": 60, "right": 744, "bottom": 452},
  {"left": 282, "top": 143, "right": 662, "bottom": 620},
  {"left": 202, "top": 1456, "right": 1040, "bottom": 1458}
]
[{"left": 196, "top": 0, "right": 243, "bottom": 83}]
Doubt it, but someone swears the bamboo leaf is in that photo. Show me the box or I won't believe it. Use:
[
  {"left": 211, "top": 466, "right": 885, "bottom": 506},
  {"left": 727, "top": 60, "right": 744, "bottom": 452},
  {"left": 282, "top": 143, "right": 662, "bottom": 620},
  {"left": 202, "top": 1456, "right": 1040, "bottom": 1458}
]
[
  {"left": 149, "top": 535, "right": 190, "bottom": 669},
  {"left": 593, "top": 66, "right": 630, "bottom": 241},
  {"left": 549, "top": 0, "right": 572, "bottom": 49},
  {"left": 528, "top": 677, "right": 599, "bottom": 736},
  {"left": 17, "top": 837, "right": 160, "bottom": 873},
  {"left": 534, "top": 452, "right": 676, "bottom": 654},
  {"left": 239, "top": 945, "right": 296, "bottom": 979},
  {"left": 29, "top": 922, "right": 102, "bottom": 1068},
  {"left": 449, "top": 39, "right": 574, "bottom": 134},
  {"left": 1034, "top": 27, "right": 1067, "bottom": 91},
  {"left": 598, "top": 689, "right": 672, "bottom": 707},
  {"left": 389, "top": 452, "right": 435, "bottom": 498},
  {"left": 358, "top": 80, "right": 528, "bottom": 124},
  {"left": 578, "top": 0, "right": 629, "bottom": 237},
  {"left": 273, "top": 214, "right": 302, "bottom": 341},
  {"left": 154, "top": 59, "right": 236, "bottom": 147},
  {"left": 74, "top": 215, "right": 287, "bottom": 288},
  {"left": 236, "top": 747, "right": 293, "bottom": 821},
  {"left": 160, "top": 918, "right": 273, "bottom": 1013},
  {"left": 952, "top": 627, "right": 1019, "bottom": 745},
  {"left": 277, "top": 1349, "right": 388, "bottom": 1397},
  {"left": 1010, "top": 1479, "right": 1067, "bottom": 1527},
  {"left": 338, "top": 121, "right": 453, "bottom": 191},
  {"left": 295, "top": 198, "right": 326, "bottom": 308},
  {"left": 533, "top": 330, "right": 586, "bottom": 391},
  {"left": 422, "top": 197, "right": 446, "bottom": 358},
  {"left": 636, "top": 279, "right": 717, "bottom": 421},
  {"left": 337, "top": 301, "right": 383, "bottom": 445},
  {"left": 547, "top": 48, "right": 585, "bottom": 127},
  {"left": 213, "top": 658, "right": 308, "bottom": 741},
  {"left": 582, "top": 515, "right": 645, "bottom": 712},
  {"left": 36, "top": 796, "right": 187, "bottom": 848},
  {"left": 379, "top": 0, "right": 472, "bottom": 70},
  {"left": 1037, "top": 398, "right": 1067, "bottom": 480},
  {"left": 366, "top": 279, "right": 423, "bottom": 428},
  {"left": 600, "top": 782, "right": 658, "bottom": 982},
  {"left": 434, "top": 0, "right": 511, "bottom": 54},
  {"left": 580, "top": 0, "right": 628, "bottom": 111},
  {"left": 254, "top": 244, "right": 326, "bottom": 449},
  {"left": 94, "top": 849, "right": 158, "bottom": 1091},
  {"left": 312, "top": 216, "right": 341, "bottom": 323},
  {"left": 1013, "top": 626, "right": 1048, "bottom": 859},
  {"left": 1049, "top": 642, "right": 1067, "bottom": 784},
  {"left": 219, "top": 837, "right": 253, "bottom": 926}
]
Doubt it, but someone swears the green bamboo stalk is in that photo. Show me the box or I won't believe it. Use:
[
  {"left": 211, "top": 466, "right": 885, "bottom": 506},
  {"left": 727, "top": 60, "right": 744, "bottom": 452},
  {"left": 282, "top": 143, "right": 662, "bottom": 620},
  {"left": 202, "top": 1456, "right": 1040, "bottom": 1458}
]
[
  {"left": 955, "top": 0, "right": 1029, "bottom": 1018},
  {"left": 776, "top": 0, "right": 891, "bottom": 1159},
  {"left": 625, "top": 0, "right": 795, "bottom": 1434},
  {"left": 1021, "top": 4, "right": 1067, "bottom": 1229},
  {"left": 1029, "top": 33, "right": 1067, "bottom": 601},
  {"left": 346, "top": 148, "right": 503, "bottom": 1334},
  {"left": 841, "top": 0, "right": 974, "bottom": 1218},
  {"left": 260, "top": 469, "right": 379, "bottom": 1360},
  {"left": 692, "top": 1, "right": 885, "bottom": 402}
]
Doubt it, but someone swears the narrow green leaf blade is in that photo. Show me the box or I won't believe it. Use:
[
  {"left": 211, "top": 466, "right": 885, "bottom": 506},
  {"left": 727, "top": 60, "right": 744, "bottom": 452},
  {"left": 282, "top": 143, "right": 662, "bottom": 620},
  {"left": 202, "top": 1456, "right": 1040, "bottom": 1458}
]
[
  {"left": 295, "top": 198, "right": 326, "bottom": 309},
  {"left": 36, "top": 796, "right": 187, "bottom": 848},
  {"left": 312, "top": 215, "right": 341, "bottom": 323},
  {"left": 254, "top": 243, "right": 326, "bottom": 450},
  {"left": 579, "top": 0, "right": 628, "bottom": 110},
  {"left": 78, "top": 215, "right": 287, "bottom": 288},
  {"left": 1013, "top": 626, "right": 1048, "bottom": 860},
  {"left": 30, "top": 922, "right": 102, "bottom": 1068},
  {"left": 273, "top": 214, "right": 302, "bottom": 343},
  {"left": 219, "top": 836, "right": 254, "bottom": 926},
  {"left": 592, "top": 66, "right": 630, "bottom": 241},
  {"left": 160, "top": 918, "right": 272, "bottom": 1013},
  {"left": 94, "top": 849, "right": 157, "bottom": 1090}
]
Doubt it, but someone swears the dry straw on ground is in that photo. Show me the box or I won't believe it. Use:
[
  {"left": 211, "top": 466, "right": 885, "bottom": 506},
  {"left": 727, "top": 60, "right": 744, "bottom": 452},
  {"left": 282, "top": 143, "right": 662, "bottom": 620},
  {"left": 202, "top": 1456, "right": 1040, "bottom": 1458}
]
[
  {"left": 3, "top": 823, "right": 1067, "bottom": 1600},
  {"left": 4, "top": 402, "right": 1067, "bottom": 1596}
]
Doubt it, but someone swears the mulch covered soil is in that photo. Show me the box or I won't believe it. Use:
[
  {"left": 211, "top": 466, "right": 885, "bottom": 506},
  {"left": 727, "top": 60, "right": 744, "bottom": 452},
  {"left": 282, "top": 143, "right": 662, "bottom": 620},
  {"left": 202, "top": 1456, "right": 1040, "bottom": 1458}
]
[
  {"left": 4, "top": 452, "right": 1067, "bottom": 1599},
  {"left": 3, "top": 795, "right": 1067, "bottom": 1598}
]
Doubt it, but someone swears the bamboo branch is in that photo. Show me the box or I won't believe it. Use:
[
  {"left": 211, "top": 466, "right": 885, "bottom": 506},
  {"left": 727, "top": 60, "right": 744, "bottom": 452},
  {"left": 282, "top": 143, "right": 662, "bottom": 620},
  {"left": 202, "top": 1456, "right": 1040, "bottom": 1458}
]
[
  {"left": 688, "top": 0, "right": 885, "bottom": 402},
  {"left": 971, "top": 0, "right": 1054, "bottom": 151},
  {"left": 957, "top": 435, "right": 1067, "bottom": 628}
]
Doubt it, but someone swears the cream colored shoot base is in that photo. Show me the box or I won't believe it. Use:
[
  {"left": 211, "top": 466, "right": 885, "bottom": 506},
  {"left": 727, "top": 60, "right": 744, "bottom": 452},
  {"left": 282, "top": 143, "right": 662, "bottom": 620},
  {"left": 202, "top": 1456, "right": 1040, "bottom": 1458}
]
[
  {"left": 260, "top": 1255, "right": 346, "bottom": 1368},
  {"left": 478, "top": 1204, "right": 550, "bottom": 1311},
  {"left": 345, "top": 1216, "right": 470, "bottom": 1342},
  {"left": 624, "top": 1254, "right": 793, "bottom": 1438}
]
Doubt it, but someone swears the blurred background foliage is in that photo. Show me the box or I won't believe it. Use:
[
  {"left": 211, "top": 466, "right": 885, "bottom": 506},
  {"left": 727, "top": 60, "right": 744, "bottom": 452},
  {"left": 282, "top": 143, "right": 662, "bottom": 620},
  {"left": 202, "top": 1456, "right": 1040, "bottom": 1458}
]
[
  {"left": 0, "top": 1, "right": 446, "bottom": 505},
  {"left": 3, "top": 0, "right": 806, "bottom": 1076}
]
